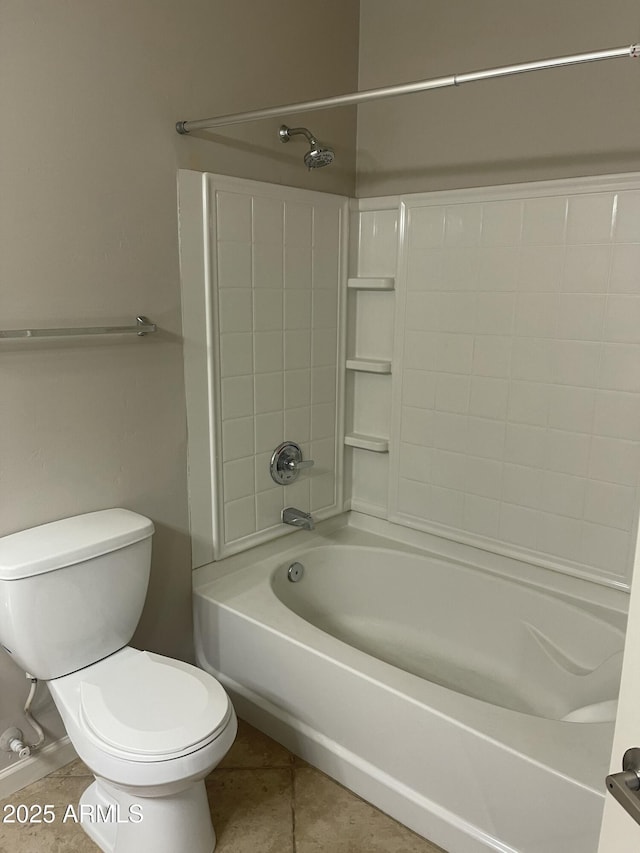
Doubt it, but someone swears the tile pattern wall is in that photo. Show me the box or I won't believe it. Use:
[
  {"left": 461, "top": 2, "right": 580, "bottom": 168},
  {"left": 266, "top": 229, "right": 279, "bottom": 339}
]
[
  {"left": 214, "top": 184, "right": 344, "bottom": 552},
  {"left": 392, "top": 181, "right": 640, "bottom": 586}
]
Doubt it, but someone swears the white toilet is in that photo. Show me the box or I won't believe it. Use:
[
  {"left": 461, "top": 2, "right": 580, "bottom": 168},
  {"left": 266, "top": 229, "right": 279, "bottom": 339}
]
[{"left": 0, "top": 508, "right": 237, "bottom": 853}]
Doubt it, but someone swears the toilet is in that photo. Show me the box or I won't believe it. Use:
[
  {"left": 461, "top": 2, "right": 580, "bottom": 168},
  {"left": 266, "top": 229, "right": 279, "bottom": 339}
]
[{"left": 0, "top": 508, "right": 237, "bottom": 853}]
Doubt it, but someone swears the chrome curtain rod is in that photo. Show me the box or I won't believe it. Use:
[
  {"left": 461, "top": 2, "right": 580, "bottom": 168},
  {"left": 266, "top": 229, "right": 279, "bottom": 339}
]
[
  {"left": 0, "top": 316, "right": 157, "bottom": 340},
  {"left": 176, "top": 44, "right": 639, "bottom": 134}
]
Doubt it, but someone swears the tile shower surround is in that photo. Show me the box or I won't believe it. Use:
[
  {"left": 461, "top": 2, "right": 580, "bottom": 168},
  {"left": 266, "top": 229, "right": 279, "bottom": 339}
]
[
  {"left": 184, "top": 171, "right": 640, "bottom": 588},
  {"left": 380, "top": 180, "right": 640, "bottom": 587},
  {"left": 214, "top": 187, "right": 343, "bottom": 551}
]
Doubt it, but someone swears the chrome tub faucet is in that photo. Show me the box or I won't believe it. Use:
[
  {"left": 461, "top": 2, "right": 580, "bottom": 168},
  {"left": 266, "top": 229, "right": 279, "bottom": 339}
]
[{"left": 282, "top": 507, "right": 315, "bottom": 531}]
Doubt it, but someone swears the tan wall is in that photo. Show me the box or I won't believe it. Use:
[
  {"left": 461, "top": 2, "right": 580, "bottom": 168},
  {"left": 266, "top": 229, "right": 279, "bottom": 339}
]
[
  {"left": 357, "top": 0, "right": 640, "bottom": 197},
  {"left": 0, "top": 0, "right": 358, "bottom": 771}
]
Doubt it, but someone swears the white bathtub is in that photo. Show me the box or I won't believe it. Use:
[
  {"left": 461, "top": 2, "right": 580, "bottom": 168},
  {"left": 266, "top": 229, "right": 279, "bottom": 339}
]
[{"left": 193, "top": 515, "right": 627, "bottom": 853}]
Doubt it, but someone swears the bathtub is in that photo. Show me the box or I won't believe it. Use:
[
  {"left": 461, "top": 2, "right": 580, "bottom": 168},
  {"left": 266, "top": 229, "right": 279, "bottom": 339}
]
[{"left": 193, "top": 514, "right": 627, "bottom": 853}]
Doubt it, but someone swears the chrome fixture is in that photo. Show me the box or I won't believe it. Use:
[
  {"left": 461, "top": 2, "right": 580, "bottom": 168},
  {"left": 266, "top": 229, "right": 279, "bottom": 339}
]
[
  {"left": 282, "top": 507, "right": 315, "bottom": 531},
  {"left": 278, "top": 125, "right": 335, "bottom": 170},
  {"left": 606, "top": 747, "right": 640, "bottom": 825},
  {"left": 287, "top": 562, "right": 305, "bottom": 582},
  {"left": 0, "top": 727, "right": 30, "bottom": 759},
  {"left": 270, "top": 441, "right": 315, "bottom": 485},
  {"left": 0, "top": 316, "right": 156, "bottom": 340},
  {"left": 176, "top": 44, "right": 640, "bottom": 134}
]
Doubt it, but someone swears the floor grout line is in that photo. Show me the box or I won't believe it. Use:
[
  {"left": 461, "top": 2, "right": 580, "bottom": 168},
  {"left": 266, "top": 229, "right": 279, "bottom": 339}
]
[
  {"left": 291, "top": 762, "right": 298, "bottom": 853},
  {"left": 213, "top": 764, "right": 293, "bottom": 772}
]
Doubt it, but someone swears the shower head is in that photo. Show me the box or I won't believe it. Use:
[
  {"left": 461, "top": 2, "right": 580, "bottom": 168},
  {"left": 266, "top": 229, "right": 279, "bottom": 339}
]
[
  {"left": 279, "top": 125, "right": 335, "bottom": 170},
  {"left": 303, "top": 144, "right": 335, "bottom": 170}
]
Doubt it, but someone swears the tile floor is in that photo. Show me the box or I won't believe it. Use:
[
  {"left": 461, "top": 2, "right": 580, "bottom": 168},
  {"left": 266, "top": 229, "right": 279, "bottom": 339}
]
[{"left": 0, "top": 719, "right": 447, "bottom": 852}]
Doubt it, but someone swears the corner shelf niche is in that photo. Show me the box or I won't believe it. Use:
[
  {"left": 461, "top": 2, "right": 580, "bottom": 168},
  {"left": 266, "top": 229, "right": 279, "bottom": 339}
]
[
  {"left": 344, "top": 433, "right": 389, "bottom": 453},
  {"left": 346, "top": 358, "right": 392, "bottom": 375},
  {"left": 344, "top": 276, "right": 395, "bottom": 457},
  {"left": 347, "top": 277, "right": 395, "bottom": 291}
]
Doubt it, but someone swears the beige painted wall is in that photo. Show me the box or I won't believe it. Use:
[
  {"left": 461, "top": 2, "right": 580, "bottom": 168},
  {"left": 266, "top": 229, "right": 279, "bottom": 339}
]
[
  {"left": 357, "top": 0, "right": 640, "bottom": 196},
  {"left": 0, "top": 0, "right": 358, "bottom": 772}
]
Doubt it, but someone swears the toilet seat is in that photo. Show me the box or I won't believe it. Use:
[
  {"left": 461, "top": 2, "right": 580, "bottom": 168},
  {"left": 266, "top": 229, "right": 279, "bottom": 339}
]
[{"left": 78, "top": 650, "right": 231, "bottom": 760}]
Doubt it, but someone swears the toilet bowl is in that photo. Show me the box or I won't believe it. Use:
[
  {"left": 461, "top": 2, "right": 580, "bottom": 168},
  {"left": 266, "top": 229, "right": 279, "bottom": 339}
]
[
  {"left": 49, "top": 647, "right": 237, "bottom": 793},
  {"left": 0, "top": 509, "right": 237, "bottom": 853},
  {"left": 48, "top": 648, "right": 238, "bottom": 853}
]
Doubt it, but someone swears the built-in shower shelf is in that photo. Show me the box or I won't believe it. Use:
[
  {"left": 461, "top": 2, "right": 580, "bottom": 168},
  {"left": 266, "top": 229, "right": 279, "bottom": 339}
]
[
  {"left": 344, "top": 433, "right": 389, "bottom": 453},
  {"left": 346, "top": 358, "right": 392, "bottom": 374},
  {"left": 347, "top": 277, "right": 395, "bottom": 291}
]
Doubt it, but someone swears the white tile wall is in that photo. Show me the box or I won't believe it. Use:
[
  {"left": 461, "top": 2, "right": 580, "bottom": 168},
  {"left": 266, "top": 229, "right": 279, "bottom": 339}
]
[
  {"left": 358, "top": 209, "right": 398, "bottom": 276},
  {"left": 213, "top": 183, "right": 345, "bottom": 552},
  {"left": 390, "top": 179, "right": 640, "bottom": 586}
]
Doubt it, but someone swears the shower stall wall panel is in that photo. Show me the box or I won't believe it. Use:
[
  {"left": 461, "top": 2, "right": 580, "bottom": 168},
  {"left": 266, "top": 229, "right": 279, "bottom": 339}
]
[
  {"left": 178, "top": 171, "right": 348, "bottom": 564},
  {"left": 380, "top": 173, "right": 640, "bottom": 590},
  {"left": 345, "top": 199, "right": 399, "bottom": 517}
]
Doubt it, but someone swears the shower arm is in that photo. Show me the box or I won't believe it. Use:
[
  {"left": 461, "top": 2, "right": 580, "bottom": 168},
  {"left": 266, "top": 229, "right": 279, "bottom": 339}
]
[
  {"left": 176, "top": 43, "right": 640, "bottom": 134},
  {"left": 279, "top": 126, "right": 316, "bottom": 145}
]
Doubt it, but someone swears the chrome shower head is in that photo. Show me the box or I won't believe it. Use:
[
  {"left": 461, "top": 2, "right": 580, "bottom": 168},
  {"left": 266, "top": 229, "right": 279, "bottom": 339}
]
[
  {"left": 279, "top": 125, "right": 335, "bottom": 170},
  {"left": 303, "top": 144, "right": 335, "bottom": 170}
]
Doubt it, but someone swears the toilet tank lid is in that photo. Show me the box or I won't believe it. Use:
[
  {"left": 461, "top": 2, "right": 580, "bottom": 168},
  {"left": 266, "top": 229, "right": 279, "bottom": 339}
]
[{"left": 0, "top": 509, "right": 154, "bottom": 580}]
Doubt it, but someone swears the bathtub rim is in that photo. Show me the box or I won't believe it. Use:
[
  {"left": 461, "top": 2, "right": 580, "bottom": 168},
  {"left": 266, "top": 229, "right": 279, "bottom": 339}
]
[{"left": 193, "top": 511, "right": 628, "bottom": 630}]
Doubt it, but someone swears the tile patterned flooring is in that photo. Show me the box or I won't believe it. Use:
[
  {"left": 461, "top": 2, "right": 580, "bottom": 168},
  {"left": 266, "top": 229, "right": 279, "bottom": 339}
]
[{"left": 0, "top": 719, "right": 446, "bottom": 852}]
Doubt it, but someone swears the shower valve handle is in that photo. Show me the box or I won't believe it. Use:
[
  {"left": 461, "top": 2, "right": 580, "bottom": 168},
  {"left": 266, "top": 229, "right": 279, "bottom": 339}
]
[
  {"left": 285, "top": 458, "right": 314, "bottom": 471},
  {"left": 270, "top": 441, "right": 314, "bottom": 485}
]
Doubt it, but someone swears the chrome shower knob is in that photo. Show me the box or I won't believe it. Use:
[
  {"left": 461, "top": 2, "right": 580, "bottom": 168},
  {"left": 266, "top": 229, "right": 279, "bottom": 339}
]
[{"left": 270, "top": 441, "right": 315, "bottom": 485}]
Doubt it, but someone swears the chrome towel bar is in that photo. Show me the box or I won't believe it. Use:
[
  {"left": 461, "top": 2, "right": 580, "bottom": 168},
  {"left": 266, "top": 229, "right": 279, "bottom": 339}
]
[{"left": 0, "top": 316, "right": 157, "bottom": 340}]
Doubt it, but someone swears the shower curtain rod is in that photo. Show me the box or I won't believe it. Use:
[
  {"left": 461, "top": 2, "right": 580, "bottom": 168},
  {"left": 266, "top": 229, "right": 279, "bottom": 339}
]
[{"left": 176, "top": 43, "right": 639, "bottom": 134}]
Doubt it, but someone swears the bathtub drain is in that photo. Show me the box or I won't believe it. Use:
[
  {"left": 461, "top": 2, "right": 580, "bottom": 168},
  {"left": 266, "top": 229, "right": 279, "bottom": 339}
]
[{"left": 287, "top": 562, "right": 304, "bottom": 582}]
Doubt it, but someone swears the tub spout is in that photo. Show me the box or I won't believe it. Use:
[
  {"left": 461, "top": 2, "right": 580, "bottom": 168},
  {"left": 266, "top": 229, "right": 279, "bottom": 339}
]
[{"left": 282, "top": 507, "right": 315, "bottom": 530}]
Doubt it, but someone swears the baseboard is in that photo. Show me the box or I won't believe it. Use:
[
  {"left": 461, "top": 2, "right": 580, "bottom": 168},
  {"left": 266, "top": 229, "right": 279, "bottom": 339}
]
[{"left": 0, "top": 736, "right": 78, "bottom": 799}]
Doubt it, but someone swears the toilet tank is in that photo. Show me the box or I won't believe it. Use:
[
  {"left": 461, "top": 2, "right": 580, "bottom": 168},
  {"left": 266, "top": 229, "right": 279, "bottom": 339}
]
[{"left": 0, "top": 509, "right": 154, "bottom": 680}]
